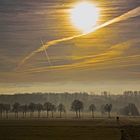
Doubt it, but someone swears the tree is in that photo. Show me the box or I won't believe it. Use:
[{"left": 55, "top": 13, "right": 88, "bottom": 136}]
[
  {"left": 13, "top": 102, "right": 20, "bottom": 118},
  {"left": 44, "top": 102, "right": 52, "bottom": 118},
  {"left": 20, "top": 104, "right": 28, "bottom": 118},
  {"left": 28, "top": 103, "right": 36, "bottom": 118},
  {"left": 57, "top": 104, "right": 65, "bottom": 118},
  {"left": 4, "top": 104, "right": 11, "bottom": 119},
  {"left": 71, "top": 100, "right": 83, "bottom": 118},
  {"left": 104, "top": 104, "right": 112, "bottom": 118},
  {"left": 89, "top": 104, "right": 96, "bottom": 118},
  {"left": 120, "top": 103, "right": 140, "bottom": 116},
  {"left": 128, "top": 103, "right": 139, "bottom": 116},
  {"left": 50, "top": 104, "right": 56, "bottom": 118},
  {"left": 36, "top": 103, "right": 43, "bottom": 118},
  {"left": 0, "top": 103, "right": 4, "bottom": 119}
]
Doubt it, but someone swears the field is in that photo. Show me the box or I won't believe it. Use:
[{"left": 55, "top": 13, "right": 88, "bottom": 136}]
[{"left": 0, "top": 118, "right": 140, "bottom": 140}]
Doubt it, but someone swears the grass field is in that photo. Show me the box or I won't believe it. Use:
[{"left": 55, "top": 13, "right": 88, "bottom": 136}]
[{"left": 0, "top": 118, "right": 140, "bottom": 140}]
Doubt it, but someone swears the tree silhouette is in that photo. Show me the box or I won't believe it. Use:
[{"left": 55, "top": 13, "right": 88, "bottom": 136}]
[
  {"left": 89, "top": 104, "right": 96, "bottom": 118},
  {"left": 120, "top": 103, "right": 139, "bottom": 116},
  {"left": 20, "top": 105, "right": 28, "bottom": 118},
  {"left": 71, "top": 100, "right": 83, "bottom": 118},
  {"left": 44, "top": 102, "right": 52, "bottom": 118},
  {"left": 36, "top": 103, "right": 43, "bottom": 118},
  {"left": 128, "top": 103, "right": 139, "bottom": 116},
  {"left": 13, "top": 102, "right": 20, "bottom": 118},
  {"left": 28, "top": 103, "right": 36, "bottom": 118},
  {"left": 0, "top": 103, "right": 4, "bottom": 119},
  {"left": 57, "top": 104, "right": 65, "bottom": 118},
  {"left": 50, "top": 104, "right": 56, "bottom": 118},
  {"left": 4, "top": 104, "right": 11, "bottom": 119},
  {"left": 104, "top": 104, "right": 112, "bottom": 118}
]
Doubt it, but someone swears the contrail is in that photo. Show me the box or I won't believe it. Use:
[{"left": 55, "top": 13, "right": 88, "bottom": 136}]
[
  {"left": 40, "top": 39, "right": 52, "bottom": 66},
  {"left": 20, "top": 39, "right": 140, "bottom": 73},
  {"left": 17, "top": 7, "right": 140, "bottom": 68}
]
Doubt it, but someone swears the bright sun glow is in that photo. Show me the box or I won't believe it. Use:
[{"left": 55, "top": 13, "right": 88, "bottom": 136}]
[{"left": 70, "top": 2, "right": 100, "bottom": 33}]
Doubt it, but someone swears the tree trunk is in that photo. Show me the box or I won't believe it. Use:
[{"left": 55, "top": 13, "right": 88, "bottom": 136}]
[
  {"left": 92, "top": 111, "right": 94, "bottom": 118},
  {"left": 30, "top": 111, "right": 34, "bottom": 118},
  {"left": 6, "top": 111, "right": 8, "bottom": 119},
  {"left": 22, "top": 112, "right": 24, "bottom": 118},
  {"left": 30, "top": 112, "right": 32, "bottom": 118},
  {"left": 25, "top": 112, "right": 27, "bottom": 118},
  {"left": 0, "top": 111, "right": 2, "bottom": 119},
  {"left": 32, "top": 111, "right": 34, "bottom": 118},
  {"left": 17, "top": 112, "right": 18, "bottom": 119},
  {"left": 79, "top": 110, "right": 81, "bottom": 118},
  {"left": 75, "top": 111, "right": 78, "bottom": 118},
  {"left": 15, "top": 112, "right": 18, "bottom": 119},
  {"left": 108, "top": 111, "right": 110, "bottom": 118},
  {"left": 47, "top": 111, "right": 49, "bottom": 118},
  {"left": 60, "top": 111, "right": 62, "bottom": 118},
  {"left": 51, "top": 111, "right": 53, "bottom": 118},
  {"left": 38, "top": 111, "right": 40, "bottom": 118}
]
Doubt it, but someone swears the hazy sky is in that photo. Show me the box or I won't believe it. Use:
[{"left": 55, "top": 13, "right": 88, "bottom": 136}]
[{"left": 0, "top": 0, "right": 140, "bottom": 94}]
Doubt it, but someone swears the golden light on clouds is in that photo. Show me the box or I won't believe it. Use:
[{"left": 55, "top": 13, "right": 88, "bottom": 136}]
[
  {"left": 0, "top": 0, "right": 140, "bottom": 94},
  {"left": 70, "top": 2, "right": 100, "bottom": 33}
]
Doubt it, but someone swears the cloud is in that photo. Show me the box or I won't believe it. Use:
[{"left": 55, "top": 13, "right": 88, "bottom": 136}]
[
  {"left": 20, "top": 39, "right": 140, "bottom": 73},
  {"left": 17, "top": 6, "right": 140, "bottom": 69}
]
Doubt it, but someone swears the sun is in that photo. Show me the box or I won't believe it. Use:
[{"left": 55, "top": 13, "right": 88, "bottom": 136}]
[{"left": 70, "top": 2, "right": 100, "bottom": 33}]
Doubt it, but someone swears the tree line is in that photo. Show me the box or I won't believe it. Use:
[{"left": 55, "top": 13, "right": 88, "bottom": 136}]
[
  {"left": 0, "top": 92, "right": 140, "bottom": 111},
  {"left": 0, "top": 91, "right": 140, "bottom": 119},
  {"left": 0, "top": 99, "right": 139, "bottom": 119},
  {"left": 0, "top": 100, "right": 114, "bottom": 119}
]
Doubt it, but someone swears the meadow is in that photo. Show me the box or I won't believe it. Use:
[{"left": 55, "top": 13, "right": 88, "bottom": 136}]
[{"left": 0, "top": 117, "right": 140, "bottom": 140}]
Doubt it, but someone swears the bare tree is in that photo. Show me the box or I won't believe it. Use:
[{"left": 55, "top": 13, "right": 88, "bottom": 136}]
[
  {"left": 89, "top": 104, "right": 96, "bottom": 118},
  {"left": 4, "top": 104, "right": 11, "bottom": 119},
  {"left": 20, "top": 105, "right": 28, "bottom": 118},
  {"left": 128, "top": 103, "right": 139, "bottom": 116},
  {"left": 71, "top": 100, "right": 83, "bottom": 118},
  {"left": 44, "top": 102, "right": 52, "bottom": 118},
  {"left": 120, "top": 103, "right": 139, "bottom": 116},
  {"left": 57, "top": 104, "right": 65, "bottom": 118},
  {"left": 0, "top": 104, "right": 4, "bottom": 119},
  {"left": 36, "top": 103, "right": 43, "bottom": 118},
  {"left": 104, "top": 104, "right": 112, "bottom": 118},
  {"left": 13, "top": 102, "right": 20, "bottom": 119},
  {"left": 28, "top": 103, "right": 36, "bottom": 118},
  {"left": 50, "top": 104, "right": 56, "bottom": 118}
]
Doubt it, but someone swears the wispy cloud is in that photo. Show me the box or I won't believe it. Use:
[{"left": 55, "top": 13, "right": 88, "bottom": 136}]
[
  {"left": 20, "top": 39, "right": 140, "bottom": 73},
  {"left": 17, "top": 6, "right": 140, "bottom": 70},
  {"left": 0, "top": 0, "right": 140, "bottom": 89}
]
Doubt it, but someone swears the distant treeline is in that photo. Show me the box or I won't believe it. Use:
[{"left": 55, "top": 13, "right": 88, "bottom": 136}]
[
  {"left": 0, "top": 91, "right": 140, "bottom": 118},
  {"left": 0, "top": 91, "right": 139, "bottom": 110}
]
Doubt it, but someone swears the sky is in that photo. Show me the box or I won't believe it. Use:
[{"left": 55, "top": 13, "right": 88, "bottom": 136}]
[{"left": 0, "top": 0, "right": 140, "bottom": 94}]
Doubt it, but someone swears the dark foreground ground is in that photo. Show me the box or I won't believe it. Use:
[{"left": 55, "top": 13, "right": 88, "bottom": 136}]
[{"left": 0, "top": 118, "right": 140, "bottom": 140}]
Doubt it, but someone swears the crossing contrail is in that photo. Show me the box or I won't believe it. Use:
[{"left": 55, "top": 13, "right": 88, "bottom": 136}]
[
  {"left": 17, "top": 7, "right": 140, "bottom": 69},
  {"left": 40, "top": 39, "right": 52, "bottom": 66},
  {"left": 20, "top": 39, "right": 139, "bottom": 73}
]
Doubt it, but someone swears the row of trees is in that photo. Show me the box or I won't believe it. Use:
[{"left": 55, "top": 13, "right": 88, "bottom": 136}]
[
  {"left": 1, "top": 92, "right": 140, "bottom": 113},
  {"left": 123, "top": 91, "right": 140, "bottom": 97},
  {"left": 120, "top": 103, "right": 140, "bottom": 116},
  {"left": 0, "top": 100, "right": 139, "bottom": 119},
  {"left": 0, "top": 100, "right": 113, "bottom": 119},
  {"left": 0, "top": 102, "right": 66, "bottom": 119}
]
